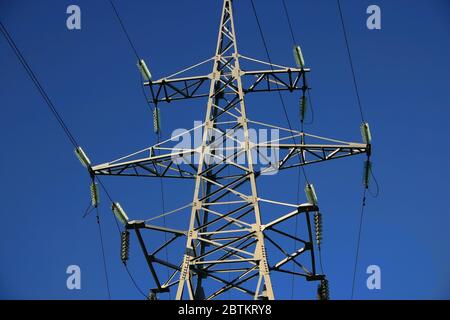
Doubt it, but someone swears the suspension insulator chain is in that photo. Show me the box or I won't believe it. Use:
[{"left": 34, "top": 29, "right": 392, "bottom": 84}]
[
  {"left": 314, "top": 212, "right": 323, "bottom": 247},
  {"left": 361, "top": 122, "right": 373, "bottom": 189},
  {"left": 90, "top": 182, "right": 100, "bottom": 208},
  {"left": 317, "top": 278, "right": 330, "bottom": 300},
  {"left": 121, "top": 230, "right": 130, "bottom": 264},
  {"left": 300, "top": 94, "right": 307, "bottom": 123},
  {"left": 153, "top": 106, "right": 161, "bottom": 134},
  {"left": 363, "top": 160, "right": 372, "bottom": 189}
]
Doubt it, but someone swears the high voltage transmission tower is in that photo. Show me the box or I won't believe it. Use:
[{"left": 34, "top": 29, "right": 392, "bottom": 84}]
[{"left": 77, "top": 0, "right": 371, "bottom": 300}]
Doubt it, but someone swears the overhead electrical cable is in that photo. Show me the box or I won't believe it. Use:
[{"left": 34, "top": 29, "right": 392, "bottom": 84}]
[
  {"left": 0, "top": 22, "right": 79, "bottom": 148},
  {"left": 336, "top": 0, "right": 378, "bottom": 299},
  {"left": 95, "top": 207, "right": 112, "bottom": 299},
  {"left": 336, "top": 0, "right": 366, "bottom": 299},
  {"left": 337, "top": 0, "right": 365, "bottom": 123},
  {"left": 278, "top": 0, "right": 326, "bottom": 298},
  {"left": 249, "top": 0, "right": 309, "bottom": 185},
  {"left": 95, "top": 177, "right": 149, "bottom": 299},
  {"left": 351, "top": 188, "right": 367, "bottom": 299},
  {"left": 0, "top": 20, "right": 147, "bottom": 300},
  {"left": 107, "top": 0, "right": 172, "bottom": 299},
  {"left": 251, "top": 0, "right": 316, "bottom": 299},
  {"left": 108, "top": 0, "right": 140, "bottom": 60}
]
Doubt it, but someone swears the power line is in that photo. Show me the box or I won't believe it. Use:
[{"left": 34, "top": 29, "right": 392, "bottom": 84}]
[
  {"left": 336, "top": 1, "right": 375, "bottom": 300},
  {"left": 95, "top": 207, "right": 112, "bottom": 299},
  {"left": 108, "top": 0, "right": 140, "bottom": 60},
  {"left": 106, "top": 0, "right": 171, "bottom": 298},
  {"left": 368, "top": 165, "right": 380, "bottom": 198},
  {"left": 95, "top": 177, "right": 150, "bottom": 299},
  {"left": 277, "top": 0, "right": 325, "bottom": 298},
  {"left": 83, "top": 200, "right": 95, "bottom": 218},
  {"left": 124, "top": 264, "right": 149, "bottom": 299},
  {"left": 106, "top": 0, "right": 172, "bottom": 298},
  {"left": 105, "top": 0, "right": 174, "bottom": 297},
  {"left": 280, "top": 0, "right": 315, "bottom": 128},
  {"left": 351, "top": 188, "right": 367, "bottom": 299},
  {"left": 336, "top": 0, "right": 365, "bottom": 122},
  {"left": 110, "top": 0, "right": 154, "bottom": 114},
  {"left": 0, "top": 21, "right": 79, "bottom": 148},
  {"left": 156, "top": 134, "right": 172, "bottom": 300},
  {"left": 0, "top": 20, "right": 148, "bottom": 300},
  {"left": 251, "top": 0, "right": 324, "bottom": 300},
  {"left": 250, "top": 0, "right": 309, "bottom": 185},
  {"left": 291, "top": 169, "right": 301, "bottom": 299},
  {"left": 281, "top": 0, "right": 297, "bottom": 44},
  {"left": 0, "top": 20, "right": 113, "bottom": 298}
]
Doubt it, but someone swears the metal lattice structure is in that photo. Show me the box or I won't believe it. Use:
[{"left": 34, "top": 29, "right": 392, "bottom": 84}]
[{"left": 89, "top": 0, "right": 369, "bottom": 300}]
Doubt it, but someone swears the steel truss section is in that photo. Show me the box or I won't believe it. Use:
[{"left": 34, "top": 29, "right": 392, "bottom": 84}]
[{"left": 145, "top": 66, "right": 309, "bottom": 104}]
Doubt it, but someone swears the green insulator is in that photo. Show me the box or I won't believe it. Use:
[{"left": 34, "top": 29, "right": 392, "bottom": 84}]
[
  {"left": 112, "top": 202, "right": 129, "bottom": 225},
  {"left": 360, "top": 122, "right": 372, "bottom": 145},
  {"left": 137, "top": 59, "right": 152, "bottom": 82},
  {"left": 293, "top": 45, "right": 305, "bottom": 69},
  {"left": 305, "top": 183, "right": 318, "bottom": 205},
  {"left": 74, "top": 146, "right": 91, "bottom": 168}
]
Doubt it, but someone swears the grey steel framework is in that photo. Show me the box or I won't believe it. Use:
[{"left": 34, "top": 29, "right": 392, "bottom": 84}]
[{"left": 91, "top": 0, "right": 369, "bottom": 300}]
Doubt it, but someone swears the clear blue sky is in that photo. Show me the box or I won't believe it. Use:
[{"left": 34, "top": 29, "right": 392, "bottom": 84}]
[{"left": 0, "top": 0, "right": 449, "bottom": 300}]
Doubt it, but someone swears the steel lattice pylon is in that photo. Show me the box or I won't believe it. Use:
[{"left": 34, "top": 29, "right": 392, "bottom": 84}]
[{"left": 89, "top": 0, "right": 369, "bottom": 300}]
